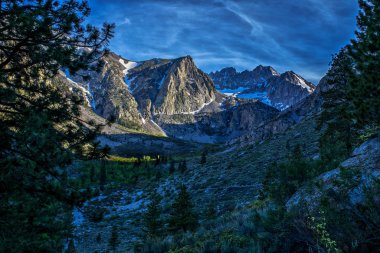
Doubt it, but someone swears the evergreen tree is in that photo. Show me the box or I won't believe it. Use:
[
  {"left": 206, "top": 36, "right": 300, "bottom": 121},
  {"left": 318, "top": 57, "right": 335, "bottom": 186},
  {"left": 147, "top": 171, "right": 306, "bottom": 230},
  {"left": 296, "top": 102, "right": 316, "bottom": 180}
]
[
  {"left": 178, "top": 160, "right": 187, "bottom": 173},
  {"left": 155, "top": 169, "right": 162, "bottom": 180},
  {"left": 154, "top": 155, "right": 161, "bottom": 167},
  {"left": 347, "top": 0, "right": 380, "bottom": 127},
  {"left": 90, "top": 165, "right": 96, "bottom": 182},
  {"left": 133, "top": 157, "right": 142, "bottom": 168},
  {"left": 200, "top": 151, "right": 207, "bottom": 165},
  {"left": 169, "top": 160, "right": 175, "bottom": 174},
  {"left": 108, "top": 226, "right": 119, "bottom": 252},
  {"left": 262, "top": 148, "right": 321, "bottom": 205},
  {"left": 143, "top": 193, "right": 162, "bottom": 237},
  {"left": 99, "top": 160, "right": 107, "bottom": 191},
  {"left": 96, "top": 233, "right": 102, "bottom": 243},
  {"left": 0, "top": 0, "right": 114, "bottom": 251},
  {"left": 291, "top": 144, "right": 302, "bottom": 160},
  {"left": 318, "top": 49, "right": 355, "bottom": 169},
  {"left": 65, "top": 240, "right": 77, "bottom": 253},
  {"left": 169, "top": 184, "right": 198, "bottom": 232},
  {"left": 204, "top": 200, "right": 217, "bottom": 219}
]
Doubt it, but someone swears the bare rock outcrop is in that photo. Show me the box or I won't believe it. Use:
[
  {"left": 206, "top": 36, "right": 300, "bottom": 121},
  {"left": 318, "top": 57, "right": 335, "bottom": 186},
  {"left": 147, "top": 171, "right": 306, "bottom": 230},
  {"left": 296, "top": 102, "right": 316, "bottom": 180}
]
[{"left": 286, "top": 137, "right": 380, "bottom": 211}]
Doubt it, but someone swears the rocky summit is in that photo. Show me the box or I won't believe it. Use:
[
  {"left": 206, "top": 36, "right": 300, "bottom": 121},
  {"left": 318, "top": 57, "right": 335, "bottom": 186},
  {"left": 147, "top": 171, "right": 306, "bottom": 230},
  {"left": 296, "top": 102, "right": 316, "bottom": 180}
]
[
  {"left": 210, "top": 66, "right": 315, "bottom": 110},
  {"left": 62, "top": 52, "right": 286, "bottom": 143}
]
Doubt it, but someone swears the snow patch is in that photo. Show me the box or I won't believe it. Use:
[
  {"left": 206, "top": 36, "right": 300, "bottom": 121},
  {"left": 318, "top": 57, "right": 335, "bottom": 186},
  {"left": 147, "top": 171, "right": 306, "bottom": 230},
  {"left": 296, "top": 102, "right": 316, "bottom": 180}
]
[
  {"left": 125, "top": 76, "right": 137, "bottom": 91},
  {"left": 294, "top": 75, "right": 313, "bottom": 93},
  {"left": 181, "top": 99, "right": 214, "bottom": 115},
  {"left": 86, "top": 83, "right": 96, "bottom": 110},
  {"left": 119, "top": 59, "right": 140, "bottom": 92},
  {"left": 158, "top": 75, "right": 166, "bottom": 89},
  {"left": 150, "top": 119, "right": 167, "bottom": 136},
  {"left": 273, "top": 102, "right": 289, "bottom": 110},
  {"left": 64, "top": 70, "right": 94, "bottom": 107},
  {"left": 119, "top": 59, "right": 139, "bottom": 75},
  {"left": 218, "top": 87, "right": 249, "bottom": 96}
]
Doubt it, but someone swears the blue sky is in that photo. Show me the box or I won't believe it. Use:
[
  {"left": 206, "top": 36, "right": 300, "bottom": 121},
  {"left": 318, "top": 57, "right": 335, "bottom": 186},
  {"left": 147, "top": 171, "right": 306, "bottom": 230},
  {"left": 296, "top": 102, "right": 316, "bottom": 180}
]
[{"left": 87, "top": 0, "right": 358, "bottom": 84}]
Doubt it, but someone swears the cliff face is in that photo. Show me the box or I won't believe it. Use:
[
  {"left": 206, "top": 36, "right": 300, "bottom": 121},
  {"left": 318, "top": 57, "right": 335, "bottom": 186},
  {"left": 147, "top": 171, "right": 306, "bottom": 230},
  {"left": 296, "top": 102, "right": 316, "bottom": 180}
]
[
  {"left": 62, "top": 52, "right": 327, "bottom": 143},
  {"left": 227, "top": 70, "right": 339, "bottom": 146},
  {"left": 287, "top": 137, "right": 380, "bottom": 211},
  {"left": 125, "top": 56, "right": 216, "bottom": 117},
  {"left": 155, "top": 97, "right": 279, "bottom": 143},
  {"left": 62, "top": 53, "right": 144, "bottom": 131},
  {"left": 209, "top": 66, "right": 315, "bottom": 110},
  {"left": 209, "top": 65, "right": 280, "bottom": 89}
]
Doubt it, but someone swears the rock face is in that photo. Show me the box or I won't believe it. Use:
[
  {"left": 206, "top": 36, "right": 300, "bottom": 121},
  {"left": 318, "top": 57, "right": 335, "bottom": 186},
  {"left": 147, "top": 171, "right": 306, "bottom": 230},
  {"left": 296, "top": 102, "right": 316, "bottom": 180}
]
[
  {"left": 228, "top": 72, "right": 328, "bottom": 146},
  {"left": 62, "top": 53, "right": 145, "bottom": 131},
  {"left": 155, "top": 97, "right": 279, "bottom": 143},
  {"left": 286, "top": 137, "right": 380, "bottom": 211},
  {"left": 125, "top": 55, "right": 216, "bottom": 117},
  {"left": 209, "top": 66, "right": 315, "bottom": 110},
  {"left": 209, "top": 65, "right": 279, "bottom": 89},
  {"left": 61, "top": 51, "right": 329, "bottom": 144}
]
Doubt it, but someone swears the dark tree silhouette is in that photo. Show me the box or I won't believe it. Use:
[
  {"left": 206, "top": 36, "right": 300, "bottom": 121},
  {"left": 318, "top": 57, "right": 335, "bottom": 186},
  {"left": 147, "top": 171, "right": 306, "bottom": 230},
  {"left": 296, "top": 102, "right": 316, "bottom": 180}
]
[
  {"left": 143, "top": 193, "right": 162, "bottom": 237},
  {"left": 0, "top": 0, "right": 114, "bottom": 251},
  {"left": 348, "top": 0, "right": 380, "bottom": 127},
  {"left": 169, "top": 184, "right": 198, "bottom": 232}
]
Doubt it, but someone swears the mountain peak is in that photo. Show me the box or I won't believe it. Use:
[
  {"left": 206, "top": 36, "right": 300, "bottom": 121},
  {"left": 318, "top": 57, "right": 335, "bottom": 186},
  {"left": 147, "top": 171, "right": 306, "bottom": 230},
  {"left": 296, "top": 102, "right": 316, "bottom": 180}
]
[
  {"left": 177, "top": 55, "right": 193, "bottom": 61},
  {"left": 253, "top": 65, "right": 279, "bottom": 76},
  {"left": 282, "top": 70, "right": 296, "bottom": 76},
  {"left": 221, "top": 67, "right": 237, "bottom": 73},
  {"left": 281, "top": 71, "right": 315, "bottom": 93}
]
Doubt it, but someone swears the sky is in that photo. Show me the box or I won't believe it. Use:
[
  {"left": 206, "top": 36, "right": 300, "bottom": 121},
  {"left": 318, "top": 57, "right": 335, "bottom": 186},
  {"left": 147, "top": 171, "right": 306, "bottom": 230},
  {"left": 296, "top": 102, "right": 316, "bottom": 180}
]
[{"left": 87, "top": 0, "right": 358, "bottom": 84}]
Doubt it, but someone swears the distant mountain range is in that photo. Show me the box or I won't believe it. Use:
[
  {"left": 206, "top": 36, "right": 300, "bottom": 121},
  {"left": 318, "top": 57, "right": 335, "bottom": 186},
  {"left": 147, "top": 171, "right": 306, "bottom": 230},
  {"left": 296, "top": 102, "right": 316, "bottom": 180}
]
[
  {"left": 209, "top": 66, "right": 315, "bottom": 110},
  {"left": 60, "top": 52, "right": 319, "bottom": 143}
]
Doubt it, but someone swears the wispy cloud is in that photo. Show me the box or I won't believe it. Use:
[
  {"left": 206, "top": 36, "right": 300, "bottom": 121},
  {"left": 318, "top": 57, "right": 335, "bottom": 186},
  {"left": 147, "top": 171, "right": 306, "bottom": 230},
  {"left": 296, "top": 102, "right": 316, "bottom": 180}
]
[
  {"left": 87, "top": 0, "right": 358, "bottom": 83},
  {"left": 216, "top": 0, "right": 263, "bottom": 35},
  {"left": 119, "top": 17, "right": 131, "bottom": 26}
]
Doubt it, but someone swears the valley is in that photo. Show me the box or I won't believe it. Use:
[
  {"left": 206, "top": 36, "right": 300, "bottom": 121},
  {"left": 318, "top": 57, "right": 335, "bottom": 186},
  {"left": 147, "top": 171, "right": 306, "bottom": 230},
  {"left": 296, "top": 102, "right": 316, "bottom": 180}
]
[
  {"left": 40, "top": 49, "right": 380, "bottom": 252},
  {"left": 1, "top": 1, "right": 379, "bottom": 253},
  {"left": 60, "top": 47, "right": 379, "bottom": 252}
]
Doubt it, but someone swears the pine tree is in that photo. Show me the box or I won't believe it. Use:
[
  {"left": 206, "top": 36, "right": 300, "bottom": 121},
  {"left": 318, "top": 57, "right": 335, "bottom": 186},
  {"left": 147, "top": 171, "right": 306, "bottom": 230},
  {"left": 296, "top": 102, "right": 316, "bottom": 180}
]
[
  {"left": 204, "top": 200, "right": 217, "bottom": 219},
  {"left": 179, "top": 160, "right": 187, "bottom": 173},
  {"left": 169, "top": 160, "right": 175, "bottom": 174},
  {"left": 143, "top": 193, "right": 162, "bottom": 237},
  {"left": 169, "top": 184, "right": 198, "bottom": 232},
  {"left": 65, "top": 240, "right": 77, "bottom": 253},
  {"left": 347, "top": 0, "right": 380, "bottom": 127},
  {"left": 99, "top": 160, "right": 107, "bottom": 191},
  {"left": 200, "top": 151, "right": 207, "bottom": 165},
  {"left": 155, "top": 170, "right": 162, "bottom": 180},
  {"left": 108, "top": 226, "right": 119, "bottom": 252},
  {"left": 154, "top": 155, "right": 161, "bottom": 167},
  {"left": 90, "top": 165, "right": 96, "bottom": 182},
  {"left": 96, "top": 233, "right": 102, "bottom": 243},
  {"left": 318, "top": 49, "right": 355, "bottom": 169},
  {"left": 133, "top": 158, "right": 141, "bottom": 168},
  {"left": 0, "top": 1, "right": 114, "bottom": 251},
  {"left": 291, "top": 144, "right": 303, "bottom": 160}
]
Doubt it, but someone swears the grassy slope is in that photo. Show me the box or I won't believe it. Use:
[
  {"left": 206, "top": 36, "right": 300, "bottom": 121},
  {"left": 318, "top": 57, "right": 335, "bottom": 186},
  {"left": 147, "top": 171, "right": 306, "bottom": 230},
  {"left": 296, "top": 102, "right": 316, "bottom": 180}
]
[
  {"left": 184, "top": 116, "right": 320, "bottom": 209},
  {"left": 70, "top": 110, "right": 321, "bottom": 252}
]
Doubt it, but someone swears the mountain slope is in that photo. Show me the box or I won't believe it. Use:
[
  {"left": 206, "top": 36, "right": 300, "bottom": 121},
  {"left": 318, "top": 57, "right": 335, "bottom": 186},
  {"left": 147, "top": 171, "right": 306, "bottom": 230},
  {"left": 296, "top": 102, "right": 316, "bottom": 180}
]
[
  {"left": 62, "top": 53, "right": 145, "bottom": 131},
  {"left": 209, "top": 66, "right": 315, "bottom": 110},
  {"left": 124, "top": 55, "right": 216, "bottom": 117},
  {"left": 61, "top": 52, "right": 328, "bottom": 143}
]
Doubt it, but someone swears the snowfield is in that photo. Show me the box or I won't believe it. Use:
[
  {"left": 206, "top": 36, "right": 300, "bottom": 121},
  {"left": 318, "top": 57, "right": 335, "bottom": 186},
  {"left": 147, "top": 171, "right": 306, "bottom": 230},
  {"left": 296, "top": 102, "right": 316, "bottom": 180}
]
[{"left": 119, "top": 59, "right": 140, "bottom": 75}]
